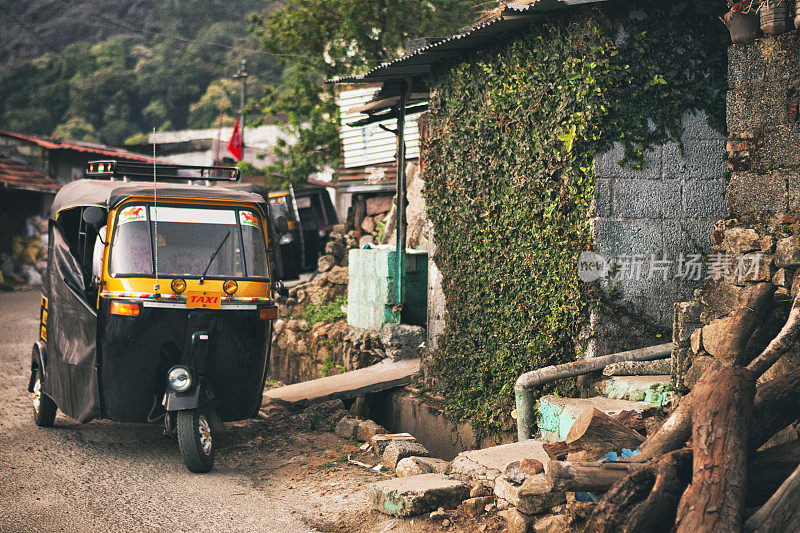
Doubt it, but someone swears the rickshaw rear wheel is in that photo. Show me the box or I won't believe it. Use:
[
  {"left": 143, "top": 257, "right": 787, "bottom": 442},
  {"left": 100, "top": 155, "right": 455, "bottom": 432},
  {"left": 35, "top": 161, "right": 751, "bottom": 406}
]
[
  {"left": 177, "top": 408, "right": 215, "bottom": 473},
  {"left": 32, "top": 369, "right": 57, "bottom": 427}
]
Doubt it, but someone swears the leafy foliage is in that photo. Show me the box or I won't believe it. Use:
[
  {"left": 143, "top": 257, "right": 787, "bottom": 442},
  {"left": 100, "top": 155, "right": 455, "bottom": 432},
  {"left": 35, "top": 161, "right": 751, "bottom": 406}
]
[
  {"left": 0, "top": 1, "right": 281, "bottom": 144},
  {"left": 422, "top": 1, "right": 726, "bottom": 435},
  {"left": 248, "top": 0, "right": 485, "bottom": 181},
  {"left": 302, "top": 295, "right": 347, "bottom": 324}
]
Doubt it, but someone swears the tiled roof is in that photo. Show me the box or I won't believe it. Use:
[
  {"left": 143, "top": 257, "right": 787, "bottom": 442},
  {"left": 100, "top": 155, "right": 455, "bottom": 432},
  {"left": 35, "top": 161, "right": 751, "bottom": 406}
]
[
  {"left": 0, "top": 130, "right": 156, "bottom": 163},
  {"left": 0, "top": 156, "right": 61, "bottom": 193}
]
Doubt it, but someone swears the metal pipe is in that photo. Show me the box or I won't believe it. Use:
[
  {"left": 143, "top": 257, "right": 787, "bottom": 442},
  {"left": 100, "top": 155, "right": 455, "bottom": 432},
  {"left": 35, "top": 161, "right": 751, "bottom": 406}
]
[
  {"left": 515, "top": 343, "right": 673, "bottom": 442},
  {"left": 394, "top": 79, "right": 409, "bottom": 312}
]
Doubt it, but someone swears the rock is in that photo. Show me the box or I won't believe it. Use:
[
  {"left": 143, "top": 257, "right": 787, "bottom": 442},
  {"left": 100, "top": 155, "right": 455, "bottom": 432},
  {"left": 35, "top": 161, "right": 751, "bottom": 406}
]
[
  {"left": 442, "top": 518, "right": 450, "bottom": 527},
  {"left": 371, "top": 433, "right": 417, "bottom": 455},
  {"left": 396, "top": 456, "right": 450, "bottom": 477},
  {"left": 735, "top": 252, "right": 774, "bottom": 284},
  {"left": 356, "top": 419, "right": 388, "bottom": 442},
  {"left": 334, "top": 417, "right": 360, "bottom": 439},
  {"left": 792, "top": 275, "right": 800, "bottom": 298},
  {"left": 318, "top": 254, "right": 335, "bottom": 272},
  {"left": 327, "top": 266, "right": 349, "bottom": 285},
  {"left": 447, "top": 441, "right": 551, "bottom": 486},
  {"left": 496, "top": 499, "right": 510, "bottom": 511},
  {"left": 775, "top": 235, "right": 800, "bottom": 268},
  {"left": 520, "top": 459, "right": 545, "bottom": 476},
  {"left": 723, "top": 227, "right": 761, "bottom": 254},
  {"left": 430, "top": 508, "right": 447, "bottom": 520},
  {"left": 470, "top": 484, "right": 492, "bottom": 498},
  {"left": 383, "top": 440, "right": 430, "bottom": 469},
  {"left": 503, "top": 461, "right": 527, "bottom": 484},
  {"left": 325, "top": 240, "right": 346, "bottom": 257},
  {"left": 366, "top": 195, "right": 393, "bottom": 215},
  {"left": 361, "top": 216, "right": 376, "bottom": 233},
  {"left": 773, "top": 268, "right": 793, "bottom": 288},
  {"left": 358, "top": 234, "right": 374, "bottom": 247},
  {"left": 533, "top": 514, "right": 570, "bottom": 533},
  {"left": 494, "top": 475, "right": 565, "bottom": 515},
  {"left": 347, "top": 238, "right": 358, "bottom": 249},
  {"left": 673, "top": 301, "right": 701, "bottom": 347},
  {"left": 460, "top": 496, "right": 493, "bottom": 517},
  {"left": 369, "top": 474, "right": 470, "bottom": 517},
  {"left": 701, "top": 316, "right": 735, "bottom": 361},
  {"left": 500, "top": 508, "right": 534, "bottom": 533},
  {"left": 762, "top": 235, "right": 777, "bottom": 254},
  {"left": 690, "top": 328, "right": 703, "bottom": 354},
  {"left": 380, "top": 323, "right": 425, "bottom": 360}
]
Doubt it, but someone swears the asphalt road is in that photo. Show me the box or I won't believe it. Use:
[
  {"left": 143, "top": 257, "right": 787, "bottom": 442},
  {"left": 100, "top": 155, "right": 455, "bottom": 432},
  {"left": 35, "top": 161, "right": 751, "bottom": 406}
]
[{"left": 0, "top": 289, "right": 364, "bottom": 533}]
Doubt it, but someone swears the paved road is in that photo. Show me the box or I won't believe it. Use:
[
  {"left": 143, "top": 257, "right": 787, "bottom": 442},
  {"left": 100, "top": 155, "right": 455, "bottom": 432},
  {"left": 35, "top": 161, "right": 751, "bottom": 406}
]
[{"left": 0, "top": 290, "right": 326, "bottom": 533}]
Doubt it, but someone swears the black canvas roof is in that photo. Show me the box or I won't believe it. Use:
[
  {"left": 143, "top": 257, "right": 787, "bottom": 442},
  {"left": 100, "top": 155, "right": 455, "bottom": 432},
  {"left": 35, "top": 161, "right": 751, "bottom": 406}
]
[{"left": 50, "top": 179, "right": 267, "bottom": 218}]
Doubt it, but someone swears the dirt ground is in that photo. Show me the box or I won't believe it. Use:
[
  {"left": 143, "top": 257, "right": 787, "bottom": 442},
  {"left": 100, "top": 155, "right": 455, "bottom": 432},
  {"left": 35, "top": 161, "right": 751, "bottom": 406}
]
[{"left": 0, "top": 289, "right": 504, "bottom": 532}]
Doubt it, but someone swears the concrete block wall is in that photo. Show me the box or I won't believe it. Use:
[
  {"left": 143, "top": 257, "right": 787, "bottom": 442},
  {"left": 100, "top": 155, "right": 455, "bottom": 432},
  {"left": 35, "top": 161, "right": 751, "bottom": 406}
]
[
  {"left": 726, "top": 32, "right": 800, "bottom": 220},
  {"left": 590, "top": 111, "right": 726, "bottom": 356},
  {"left": 348, "top": 247, "right": 428, "bottom": 330}
]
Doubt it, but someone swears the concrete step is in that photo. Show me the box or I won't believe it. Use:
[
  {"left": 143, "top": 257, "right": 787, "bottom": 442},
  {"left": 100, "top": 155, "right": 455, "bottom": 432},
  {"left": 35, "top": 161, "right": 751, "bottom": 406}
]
[
  {"left": 590, "top": 375, "right": 676, "bottom": 404},
  {"left": 537, "top": 395, "right": 660, "bottom": 443},
  {"left": 264, "top": 358, "right": 420, "bottom": 407},
  {"left": 447, "top": 440, "right": 552, "bottom": 486}
]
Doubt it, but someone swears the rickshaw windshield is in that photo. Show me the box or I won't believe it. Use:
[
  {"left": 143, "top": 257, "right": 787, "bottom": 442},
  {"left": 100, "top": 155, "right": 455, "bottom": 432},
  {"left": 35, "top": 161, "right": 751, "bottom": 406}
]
[{"left": 108, "top": 205, "right": 268, "bottom": 279}]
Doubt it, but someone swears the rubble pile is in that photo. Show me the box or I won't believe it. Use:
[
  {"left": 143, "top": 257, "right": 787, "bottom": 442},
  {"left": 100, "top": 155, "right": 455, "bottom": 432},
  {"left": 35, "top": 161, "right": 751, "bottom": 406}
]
[{"left": 1, "top": 215, "right": 48, "bottom": 289}]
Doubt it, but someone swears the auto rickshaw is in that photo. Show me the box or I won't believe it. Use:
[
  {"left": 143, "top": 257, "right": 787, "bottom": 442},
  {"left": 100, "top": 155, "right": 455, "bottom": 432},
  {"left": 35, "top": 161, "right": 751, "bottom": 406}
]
[{"left": 29, "top": 160, "right": 285, "bottom": 473}]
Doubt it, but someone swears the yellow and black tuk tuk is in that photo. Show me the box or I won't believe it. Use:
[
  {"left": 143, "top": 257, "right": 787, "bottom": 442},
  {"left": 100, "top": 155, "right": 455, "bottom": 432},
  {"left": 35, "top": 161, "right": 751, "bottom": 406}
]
[{"left": 29, "top": 160, "right": 284, "bottom": 472}]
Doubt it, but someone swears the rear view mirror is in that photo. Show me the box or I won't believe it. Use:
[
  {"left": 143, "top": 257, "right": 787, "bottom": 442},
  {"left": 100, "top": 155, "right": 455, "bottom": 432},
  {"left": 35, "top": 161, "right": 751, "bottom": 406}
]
[
  {"left": 82, "top": 206, "right": 106, "bottom": 227},
  {"left": 275, "top": 215, "right": 289, "bottom": 235}
]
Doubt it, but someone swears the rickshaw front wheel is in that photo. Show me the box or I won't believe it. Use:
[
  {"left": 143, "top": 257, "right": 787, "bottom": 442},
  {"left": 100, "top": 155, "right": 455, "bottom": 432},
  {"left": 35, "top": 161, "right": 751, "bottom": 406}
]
[
  {"left": 32, "top": 369, "right": 57, "bottom": 427},
  {"left": 177, "top": 408, "right": 215, "bottom": 473}
]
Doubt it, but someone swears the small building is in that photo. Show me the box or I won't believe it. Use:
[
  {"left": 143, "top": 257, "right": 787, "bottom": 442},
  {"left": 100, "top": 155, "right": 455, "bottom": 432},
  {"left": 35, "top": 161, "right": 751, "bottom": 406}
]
[
  {"left": 334, "top": 85, "right": 425, "bottom": 229},
  {"left": 0, "top": 130, "right": 156, "bottom": 276}
]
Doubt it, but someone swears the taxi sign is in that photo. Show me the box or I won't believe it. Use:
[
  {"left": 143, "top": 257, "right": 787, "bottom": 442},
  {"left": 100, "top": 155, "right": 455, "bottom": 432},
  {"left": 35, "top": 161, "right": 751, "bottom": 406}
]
[{"left": 186, "top": 291, "right": 222, "bottom": 309}]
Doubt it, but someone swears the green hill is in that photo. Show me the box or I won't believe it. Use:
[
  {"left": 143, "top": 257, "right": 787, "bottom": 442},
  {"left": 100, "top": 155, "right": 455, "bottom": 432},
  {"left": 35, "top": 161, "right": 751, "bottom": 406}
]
[{"left": 0, "top": 0, "right": 280, "bottom": 144}]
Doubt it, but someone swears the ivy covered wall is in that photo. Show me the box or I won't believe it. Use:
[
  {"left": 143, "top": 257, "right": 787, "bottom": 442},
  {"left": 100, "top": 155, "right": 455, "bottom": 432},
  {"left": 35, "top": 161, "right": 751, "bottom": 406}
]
[{"left": 421, "top": 1, "right": 727, "bottom": 434}]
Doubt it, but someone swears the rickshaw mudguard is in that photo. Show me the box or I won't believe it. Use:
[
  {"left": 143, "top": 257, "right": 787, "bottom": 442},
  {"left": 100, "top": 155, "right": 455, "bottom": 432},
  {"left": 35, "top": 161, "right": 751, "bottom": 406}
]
[
  {"left": 28, "top": 341, "right": 47, "bottom": 393},
  {"left": 164, "top": 377, "right": 215, "bottom": 411}
]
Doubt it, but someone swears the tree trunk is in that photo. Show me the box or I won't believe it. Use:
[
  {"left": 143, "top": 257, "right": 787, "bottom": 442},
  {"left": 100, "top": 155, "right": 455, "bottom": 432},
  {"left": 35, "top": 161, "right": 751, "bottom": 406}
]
[
  {"left": 674, "top": 366, "right": 755, "bottom": 533},
  {"left": 748, "top": 367, "right": 800, "bottom": 452},
  {"left": 614, "top": 410, "right": 647, "bottom": 436},
  {"left": 548, "top": 459, "right": 643, "bottom": 492},
  {"left": 744, "top": 461, "right": 800, "bottom": 532},
  {"left": 748, "top": 289, "right": 800, "bottom": 377},
  {"left": 581, "top": 465, "right": 656, "bottom": 533},
  {"left": 716, "top": 283, "right": 775, "bottom": 366},
  {"left": 747, "top": 440, "right": 800, "bottom": 508},
  {"left": 581, "top": 449, "right": 691, "bottom": 533},
  {"left": 565, "top": 408, "right": 644, "bottom": 461},
  {"left": 633, "top": 396, "right": 692, "bottom": 462}
]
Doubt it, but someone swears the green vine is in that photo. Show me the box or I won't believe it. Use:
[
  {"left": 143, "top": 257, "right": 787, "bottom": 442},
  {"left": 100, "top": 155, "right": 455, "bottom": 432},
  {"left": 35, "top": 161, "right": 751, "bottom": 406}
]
[{"left": 422, "top": 1, "right": 726, "bottom": 435}]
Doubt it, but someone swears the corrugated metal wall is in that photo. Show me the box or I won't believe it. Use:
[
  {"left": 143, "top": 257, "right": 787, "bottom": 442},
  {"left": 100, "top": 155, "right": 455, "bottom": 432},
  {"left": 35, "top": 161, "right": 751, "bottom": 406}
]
[{"left": 338, "top": 87, "right": 422, "bottom": 169}]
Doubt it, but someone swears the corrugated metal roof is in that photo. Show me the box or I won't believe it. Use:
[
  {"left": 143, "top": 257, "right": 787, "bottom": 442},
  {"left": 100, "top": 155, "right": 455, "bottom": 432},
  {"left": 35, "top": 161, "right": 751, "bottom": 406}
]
[
  {"left": 0, "top": 155, "right": 61, "bottom": 193},
  {"left": 330, "top": 0, "right": 606, "bottom": 84},
  {"left": 0, "top": 130, "right": 157, "bottom": 163}
]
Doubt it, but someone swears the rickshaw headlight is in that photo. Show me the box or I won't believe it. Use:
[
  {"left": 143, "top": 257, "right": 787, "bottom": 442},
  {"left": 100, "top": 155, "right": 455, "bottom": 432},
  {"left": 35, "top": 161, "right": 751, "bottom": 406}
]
[
  {"left": 167, "top": 366, "right": 192, "bottom": 392},
  {"left": 170, "top": 278, "right": 186, "bottom": 294},
  {"left": 223, "top": 279, "right": 238, "bottom": 295}
]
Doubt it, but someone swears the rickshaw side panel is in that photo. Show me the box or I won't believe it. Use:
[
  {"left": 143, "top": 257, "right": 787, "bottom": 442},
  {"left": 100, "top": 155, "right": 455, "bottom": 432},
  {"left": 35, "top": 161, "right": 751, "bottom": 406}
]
[{"left": 44, "top": 223, "right": 101, "bottom": 423}]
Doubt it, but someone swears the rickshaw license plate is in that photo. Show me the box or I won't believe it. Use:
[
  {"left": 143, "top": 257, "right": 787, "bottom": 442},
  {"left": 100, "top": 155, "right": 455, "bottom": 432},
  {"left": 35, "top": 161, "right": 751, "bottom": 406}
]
[{"left": 186, "top": 291, "right": 222, "bottom": 309}]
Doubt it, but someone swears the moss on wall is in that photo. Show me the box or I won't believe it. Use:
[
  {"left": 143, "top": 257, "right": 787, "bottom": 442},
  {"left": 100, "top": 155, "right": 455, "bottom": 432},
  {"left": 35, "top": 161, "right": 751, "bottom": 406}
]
[{"left": 422, "top": 1, "right": 727, "bottom": 435}]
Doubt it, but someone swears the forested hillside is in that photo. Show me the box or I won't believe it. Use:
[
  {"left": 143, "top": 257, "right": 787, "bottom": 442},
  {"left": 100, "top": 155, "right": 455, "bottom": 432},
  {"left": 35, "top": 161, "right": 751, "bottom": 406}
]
[{"left": 0, "top": 0, "right": 280, "bottom": 144}]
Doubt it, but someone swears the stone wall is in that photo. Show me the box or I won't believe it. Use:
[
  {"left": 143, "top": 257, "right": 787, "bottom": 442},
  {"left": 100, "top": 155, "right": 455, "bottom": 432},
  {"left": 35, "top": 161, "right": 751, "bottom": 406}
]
[
  {"left": 672, "top": 30, "right": 800, "bottom": 390},
  {"left": 589, "top": 111, "right": 726, "bottom": 357},
  {"left": 726, "top": 32, "right": 800, "bottom": 221}
]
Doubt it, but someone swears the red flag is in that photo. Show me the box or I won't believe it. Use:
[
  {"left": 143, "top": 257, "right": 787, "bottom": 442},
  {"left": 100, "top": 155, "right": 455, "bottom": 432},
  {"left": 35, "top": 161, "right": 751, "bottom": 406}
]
[{"left": 227, "top": 117, "right": 243, "bottom": 160}]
